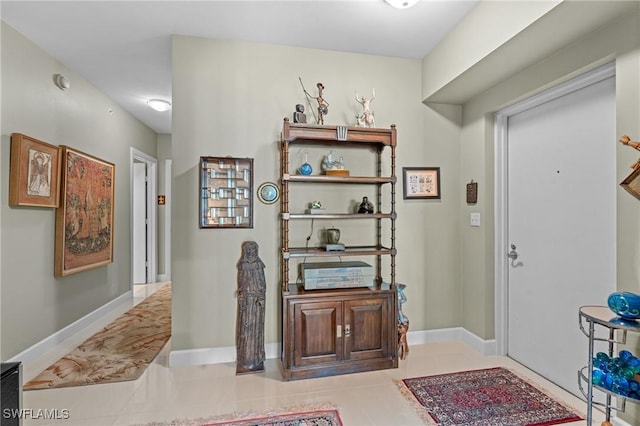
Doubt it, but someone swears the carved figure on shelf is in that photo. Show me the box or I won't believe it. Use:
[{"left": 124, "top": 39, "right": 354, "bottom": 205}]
[
  {"left": 236, "top": 241, "right": 266, "bottom": 374},
  {"left": 293, "top": 104, "right": 307, "bottom": 124},
  {"left": 355, "top": 89, "right": 375, "bottom": 128},
  {"left": 322, "top": 149, "right": 345, "bottom": 171},
  {"left": 357, "top": 196, "right": 374, "bottom": 214},
  {"left": 300, "top": 77, "right": 329, "bottom": 125}
]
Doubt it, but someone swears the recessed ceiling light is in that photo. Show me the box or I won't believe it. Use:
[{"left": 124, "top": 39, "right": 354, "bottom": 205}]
[
  {"left": 147, "top": 99, "right": 172, "bottom": 112},
  {"left": 385, "top": 0, "right": 419, "bottom": 9}
]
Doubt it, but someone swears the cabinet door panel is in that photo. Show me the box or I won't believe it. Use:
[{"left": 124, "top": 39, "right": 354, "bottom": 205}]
[
  {"left": 294, "top": 301, "right": 343, "bottom": 366},
  {"left": 344, "top": 297, "right": 390, "bottom": 361}
]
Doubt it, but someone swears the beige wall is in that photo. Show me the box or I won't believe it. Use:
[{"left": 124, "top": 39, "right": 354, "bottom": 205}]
[
  {"left": 170, "top": 36, "right": 464, "bottom": 351},
  {"left": 453, "top": 1, "right": 640, "bottom": 343},
  {"left": 0, "top": 22, "right": 158, "bottom": 359},
  {"left": 434, "top": 1, "right": 640, "bottom": 422}
]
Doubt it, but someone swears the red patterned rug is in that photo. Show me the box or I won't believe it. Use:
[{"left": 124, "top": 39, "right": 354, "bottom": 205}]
[
  {"left": 397, "top": 367, "right": 583, "bottom": 426},
  {"left": 203, "top": 409, "right": 342, "bottom": 426},
  {"left": 133, "top": 405, "right": 342, "bottom": 426}
]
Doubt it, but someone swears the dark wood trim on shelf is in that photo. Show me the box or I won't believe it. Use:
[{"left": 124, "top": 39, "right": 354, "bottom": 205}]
[
  {"left": 285, "top": 213, "right": 393, "bottom": 220},
  {"left": 285, "top": 175, "right": 394, "bottom": 184},
  {"left": 283, "top": 245, "right": 393, "bottom": 259}
]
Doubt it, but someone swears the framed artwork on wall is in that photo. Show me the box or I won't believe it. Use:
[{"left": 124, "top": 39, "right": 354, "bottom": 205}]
[
  {"left": 55, "top": 146, "right": 115, "bottom": 277},
  {"left": 621, "top": 166, "right": 640, "bottom": 200},
  {"left": 402, "top": 167, "right": 441, "bottom": 199},
  {"left": 199, "top": 156, "right": 253, "bottom": 228},
  {"left": 8, "top": 133, "right": 62, "bottom": 207}
]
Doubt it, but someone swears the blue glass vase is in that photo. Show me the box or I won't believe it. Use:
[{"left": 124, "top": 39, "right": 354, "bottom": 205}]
[
  {"left": 299, "top": 162, "right": 312, "bottom": 175},
  {"left": 608, "top": 292, "right": 640, "bottom": 320}
]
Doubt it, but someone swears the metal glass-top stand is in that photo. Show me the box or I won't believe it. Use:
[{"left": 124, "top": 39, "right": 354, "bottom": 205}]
[{"left": 578, "top": 306, "right": 640, "bottom": 425}]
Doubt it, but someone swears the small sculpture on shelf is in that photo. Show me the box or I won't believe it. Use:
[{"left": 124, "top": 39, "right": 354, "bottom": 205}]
[
  {"left": 293, "top": 104, "right": 307, "bottom": 124},
  {"left": 300, "top": 77, "right": 329, "bottom": 125},
  {"left": 235, "top": 241, "right": 266, "bottom": 374},
  {"left": 306, "top": 200, "right": 325, "bottom": 214},
  {"left": 322, "top": 150, "right": 349, "bottom": 176},
  {"left": 355, "top": 89, "right": 375, "bottom": 128},
  {"left": 357, "top": 196, "right": 374, "bottom": 214}
]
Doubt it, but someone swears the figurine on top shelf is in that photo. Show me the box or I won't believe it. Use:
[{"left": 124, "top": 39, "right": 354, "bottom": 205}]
[
  {"left": 293, "top": 104, "right": 307, "bottom": 124},
  {"left": 300, "top": 77, "right": 329, "bottom": 125},
  {"left": 355, "top": 88, "right": 375, "bottom": 128}
]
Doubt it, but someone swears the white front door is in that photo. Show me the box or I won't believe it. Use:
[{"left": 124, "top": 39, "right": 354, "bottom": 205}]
[{"left": 505, "top": 71, "right": 616, "bottom": 396}]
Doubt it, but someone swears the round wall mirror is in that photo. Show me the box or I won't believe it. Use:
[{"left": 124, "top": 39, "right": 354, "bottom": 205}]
[{"left": 257, "top": 182, "right": 280, "bottom": 204}]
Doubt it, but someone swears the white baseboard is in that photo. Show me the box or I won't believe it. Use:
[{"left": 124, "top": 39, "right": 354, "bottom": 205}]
[
  {"left": 613, "top": 417, "right": 632, "bottom": 426},
  {"left": 406, "top": 327, "right": 497, "bottom": 356},
  {"left": 157, "top": 273, "right": 170, "bottom": 282},
  {"left": 6, "top": 290, "right": 132, "bottom": 377},
  {"left": 169, "top": 342, "right": 280, "bottom": 368},
  {"left": 169, "top": 327, "right": 496, "bottom": 367}
]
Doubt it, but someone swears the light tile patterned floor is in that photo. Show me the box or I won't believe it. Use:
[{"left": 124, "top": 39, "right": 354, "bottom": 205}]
[{"left": 19, "top": 285, "right": 605, "bottom": 426}]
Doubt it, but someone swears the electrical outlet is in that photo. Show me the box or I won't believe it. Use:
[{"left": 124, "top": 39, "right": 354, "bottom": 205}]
[{"left": 470, "top": 213, "right": 481, "bottom": 227}]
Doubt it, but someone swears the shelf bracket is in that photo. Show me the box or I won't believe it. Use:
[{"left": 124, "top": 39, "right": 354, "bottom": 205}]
[{"left": 336, "top": 126, "right": 348, "bottom": 141}]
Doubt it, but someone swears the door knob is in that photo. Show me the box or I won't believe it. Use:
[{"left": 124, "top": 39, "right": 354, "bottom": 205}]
[{"left": 507, "top": 244, "right": 519, "bottom": 260}]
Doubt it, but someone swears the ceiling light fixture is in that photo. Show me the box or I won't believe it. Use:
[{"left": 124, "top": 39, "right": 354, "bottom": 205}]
[
  {"left": 384, "top": 0, "right": 419, "bottom": 9},
  {"left": 147, "top": 99, "right": 172, "bottom": 112}
]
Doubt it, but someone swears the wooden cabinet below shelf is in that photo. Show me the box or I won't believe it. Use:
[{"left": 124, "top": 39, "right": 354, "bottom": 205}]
[{"left": 282, "top": 288, "right": 397, "bottom": 381}]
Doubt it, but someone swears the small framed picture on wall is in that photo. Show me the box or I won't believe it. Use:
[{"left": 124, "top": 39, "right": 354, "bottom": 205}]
[{"left": 402, "top": 167, "right": 441, "bottom": 199}]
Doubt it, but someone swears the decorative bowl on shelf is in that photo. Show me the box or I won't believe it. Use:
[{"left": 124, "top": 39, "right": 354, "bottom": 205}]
[{"left": 608, "top": 292, "right": 640, "bottom": 320}]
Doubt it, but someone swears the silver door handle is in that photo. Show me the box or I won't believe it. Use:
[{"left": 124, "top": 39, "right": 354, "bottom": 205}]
[{"left": 507, "top": 244, "right": 518, "bottom": 260}]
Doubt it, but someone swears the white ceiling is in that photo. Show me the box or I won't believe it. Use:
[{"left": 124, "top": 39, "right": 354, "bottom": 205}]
[{"left": 1, "top": 1, "right": 479, "bottom": 134}]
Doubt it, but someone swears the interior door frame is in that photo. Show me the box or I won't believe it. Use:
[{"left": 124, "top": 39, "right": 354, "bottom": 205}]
[
  {"left": 493, "top": 62, "right": 615, "bottom": 356},
  {"left": 130, "top": 147, "right": 158, "bottom": 287}
]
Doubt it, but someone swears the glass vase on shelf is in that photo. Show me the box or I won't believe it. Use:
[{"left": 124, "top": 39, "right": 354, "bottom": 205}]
[
  {"left": 298, "top": 150, "right": 312, "bottom": 175},
  {"left": 357, "top": 196, "right": 374, "bottom": 214}
]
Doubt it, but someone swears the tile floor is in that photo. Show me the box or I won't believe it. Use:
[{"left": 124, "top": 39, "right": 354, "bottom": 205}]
[{"left": 19, "top": 283, "right": 606, "bottom": 426}]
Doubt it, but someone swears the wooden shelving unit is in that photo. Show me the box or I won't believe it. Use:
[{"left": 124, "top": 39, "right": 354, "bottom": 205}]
[{"left": 279, "top": 118, "right": 398, "bottom": 381}]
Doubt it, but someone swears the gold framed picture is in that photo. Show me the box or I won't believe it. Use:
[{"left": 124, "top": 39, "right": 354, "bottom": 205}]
[
  {"left": 621, "top": 166, "right": 640, "bottom": 200},
  {"left": 8, "top": 133, "right": 61, "bottom": 207},
  {"left": 55, "top": 146, "right": 115, "bottom": 277}
]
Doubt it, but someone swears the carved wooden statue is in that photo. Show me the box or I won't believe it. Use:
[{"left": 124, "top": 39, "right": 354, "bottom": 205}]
[
  {"left": 398, "top": 284, "right": 410, "bottom": 360},
  {"left": 236, "top": 241, "right": 266, "bottom": 374},
  {"left": 620, "top": 135, "right": 640, "bottom": 169}
]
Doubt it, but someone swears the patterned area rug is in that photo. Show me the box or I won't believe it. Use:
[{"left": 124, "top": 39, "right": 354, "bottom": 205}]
[
  {"left": 397, "top": 367, "right": 583, "bottom": 426},
  {"left": 133, "top": 404, "right": 342, "bottom": 426},
  {"left": 202, "top": 410, "right": 342, "bottom": 426},
  {"left": 24, "top": 284, "right": 171, "bottom": 390}
]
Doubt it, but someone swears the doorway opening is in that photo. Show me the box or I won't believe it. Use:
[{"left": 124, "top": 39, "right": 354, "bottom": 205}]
[{"left": 130, "top": 148, "right": 158, "bottom": 290}]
